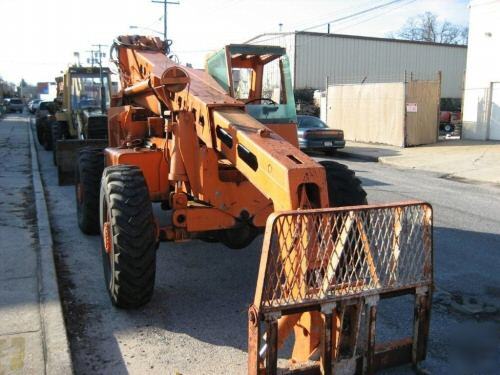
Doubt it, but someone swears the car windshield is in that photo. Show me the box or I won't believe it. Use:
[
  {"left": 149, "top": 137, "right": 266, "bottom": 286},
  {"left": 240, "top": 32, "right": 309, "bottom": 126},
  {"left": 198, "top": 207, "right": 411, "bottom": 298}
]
[
  {"left": 79, "top": 98, "right": 99, "bottom": 109},
  {"left": 298, "top": 116, "right": 327, "bottom": 129},
  {"left": 70, "top": 74, "right": 109, "bottom": 110},
  {"left": 39, "top": 102, "right": 52, "bottom": 110},
  {"left": 10, "top": 99, "right": 22, "bottom": 104}
]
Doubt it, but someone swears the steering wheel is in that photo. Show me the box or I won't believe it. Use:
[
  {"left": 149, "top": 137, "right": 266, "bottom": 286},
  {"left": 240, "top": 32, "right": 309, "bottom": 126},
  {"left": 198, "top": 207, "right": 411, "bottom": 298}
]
[{"left": 245, "top": 97, "right": 278, "bottom": 105}]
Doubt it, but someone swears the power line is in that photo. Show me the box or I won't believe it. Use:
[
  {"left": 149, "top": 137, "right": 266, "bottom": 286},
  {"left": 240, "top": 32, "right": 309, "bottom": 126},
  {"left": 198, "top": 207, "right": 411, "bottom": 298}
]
[
  {"left": 289, "top": 0, "right": 375, "bottom": 32},
  {"left": 143, "top": 15, "right": 163, "bottom": 30},
  {"left": 292, "top": 0, "right": 416, "bottom": 50},
  {"left": 302, "top": 0, "right": 409, "bottom": 32},
  {"left": 247, "top": 0, "right": 412, "bottom": 45},
  {"left": 334, "top": 0, "right": 416, "bottom": 33}
]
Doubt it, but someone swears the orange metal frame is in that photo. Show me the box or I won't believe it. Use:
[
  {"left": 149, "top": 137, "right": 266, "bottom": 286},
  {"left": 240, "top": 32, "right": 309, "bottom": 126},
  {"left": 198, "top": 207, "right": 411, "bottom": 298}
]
[
  {"left": 105, "top": 36, "right": 432, "bottom": 372},
  {"left": 108, "top": 36, "right": 330, "bottom": 236},
  {"left": 105, "top": 35, "right": 331, "bottom": 364}
]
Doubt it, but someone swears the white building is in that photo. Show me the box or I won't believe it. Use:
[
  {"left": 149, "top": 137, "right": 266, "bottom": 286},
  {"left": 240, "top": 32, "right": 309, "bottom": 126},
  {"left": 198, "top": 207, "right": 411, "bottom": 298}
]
[
  {"left": 247, "top": 31, "right": 467, "bottom": 100},
  {"left": 462, "top": 0, "right": 500, "bottom": 140}
]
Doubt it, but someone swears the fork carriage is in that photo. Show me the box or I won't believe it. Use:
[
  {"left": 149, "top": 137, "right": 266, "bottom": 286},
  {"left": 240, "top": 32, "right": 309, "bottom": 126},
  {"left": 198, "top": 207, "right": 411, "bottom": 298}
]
[{"left": 249, "top": 201, "right": 433, "bottom": 374}]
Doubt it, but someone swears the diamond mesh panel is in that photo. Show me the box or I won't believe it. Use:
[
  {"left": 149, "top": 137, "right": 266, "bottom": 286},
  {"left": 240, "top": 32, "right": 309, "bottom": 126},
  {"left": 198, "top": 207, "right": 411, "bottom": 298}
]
[{"left": 257, "top": 202, "right": 432, "bottom": 312}]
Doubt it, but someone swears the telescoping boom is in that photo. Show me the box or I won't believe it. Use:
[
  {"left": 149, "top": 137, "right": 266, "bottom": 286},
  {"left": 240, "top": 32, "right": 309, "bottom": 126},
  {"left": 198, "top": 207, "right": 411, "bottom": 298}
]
[{"left": 75, "top": 35, "right": 433, "bottom": 374}]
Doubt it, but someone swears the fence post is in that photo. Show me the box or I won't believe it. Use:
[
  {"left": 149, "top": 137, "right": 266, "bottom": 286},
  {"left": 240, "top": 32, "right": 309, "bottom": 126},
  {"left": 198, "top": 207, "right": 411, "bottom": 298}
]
[
  {"left": 403, "top": 70, "right": 408, "bottom": 147},
  {"left": 437, "top": 71, "right": 442, "bottom": 141},
  {"left": 325, "top": 75, "right": 329, "bottom": 125}
]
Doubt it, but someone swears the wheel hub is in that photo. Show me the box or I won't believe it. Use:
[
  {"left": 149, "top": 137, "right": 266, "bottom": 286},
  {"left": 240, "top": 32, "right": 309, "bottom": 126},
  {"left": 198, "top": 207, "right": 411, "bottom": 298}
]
[{"left": 103, "top": 221, "right": 112, "bottom": 254}]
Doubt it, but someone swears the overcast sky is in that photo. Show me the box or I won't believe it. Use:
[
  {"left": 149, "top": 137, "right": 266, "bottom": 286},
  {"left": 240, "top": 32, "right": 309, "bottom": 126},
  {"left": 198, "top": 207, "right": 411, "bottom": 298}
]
[{"left": 0, "top": 0, "right": 469, "bottom": 84}]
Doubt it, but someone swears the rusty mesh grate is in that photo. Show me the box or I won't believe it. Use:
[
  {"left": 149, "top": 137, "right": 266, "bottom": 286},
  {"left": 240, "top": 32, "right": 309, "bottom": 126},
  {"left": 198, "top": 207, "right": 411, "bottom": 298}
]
[{"left": 256, "top": 202, "right": 432, "bottom": 312}]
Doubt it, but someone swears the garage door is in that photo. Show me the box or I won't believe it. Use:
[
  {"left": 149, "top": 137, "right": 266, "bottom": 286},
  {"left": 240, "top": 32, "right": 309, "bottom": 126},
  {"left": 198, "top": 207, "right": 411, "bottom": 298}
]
[{"left": 490, "top": 83, "right": 500, "bottom": 140}]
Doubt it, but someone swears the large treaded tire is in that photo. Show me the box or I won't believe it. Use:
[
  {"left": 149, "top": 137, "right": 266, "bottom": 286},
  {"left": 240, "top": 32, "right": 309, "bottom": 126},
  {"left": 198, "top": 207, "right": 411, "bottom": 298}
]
[
  {"left": 51, "top": 121, "right": 65, "bottom": 166},
  {"left": 319, "top": 160, "right": 367, "bottom": 206},
  {"left": 35, "top": 120, "right": 44, "bottom": 145},
  {"left": 75, "top": 148, "right": 104, "bottom": 235},
  {"left": 100, "top": 165, "right": 157, "bottom": 308},
  {"left": 42, "top": 120, "right": 53, "bottom": 151}
]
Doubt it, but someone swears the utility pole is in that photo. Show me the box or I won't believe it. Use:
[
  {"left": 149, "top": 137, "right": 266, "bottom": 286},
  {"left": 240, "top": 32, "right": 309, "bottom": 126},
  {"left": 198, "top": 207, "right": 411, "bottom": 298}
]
[
  {"left": 86, "top": 50, "right": 98, "bottom": 67},
  {"left": 151, "top": 0, "right": 179, "bottom": 42},
  {"left": 92, "top": 44, "right": 108, "bottom": 112}
]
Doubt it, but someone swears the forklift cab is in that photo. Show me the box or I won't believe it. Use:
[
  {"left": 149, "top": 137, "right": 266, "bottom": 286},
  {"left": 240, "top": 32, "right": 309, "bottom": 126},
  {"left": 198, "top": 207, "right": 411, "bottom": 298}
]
[{"left": 207, "top": 44, "right": 297, "bottom": 132}]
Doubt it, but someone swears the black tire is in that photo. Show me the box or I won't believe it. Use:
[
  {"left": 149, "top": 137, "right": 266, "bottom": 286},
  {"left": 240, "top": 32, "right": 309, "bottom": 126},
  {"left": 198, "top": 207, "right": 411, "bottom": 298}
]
[
  {"left": 42, "top": 121, "right": 53, "bottom": 151},
  {"left": 100, "top": 165, "right": 157, "bottom": 308},
  {"left": 320, "top": 162, "right": 367, "bottom": 294},
  {"left": 51, "top": 121, "right": 65, "bottom": 166},
  {"left": 76, "top": 148, "right": 104, "bottom": 235},
  {"left": 35, "top": 120, "right": 44, "bottom": 145},
  {"left": 319, "top": 160, "right": 367, "bottom": 206}
]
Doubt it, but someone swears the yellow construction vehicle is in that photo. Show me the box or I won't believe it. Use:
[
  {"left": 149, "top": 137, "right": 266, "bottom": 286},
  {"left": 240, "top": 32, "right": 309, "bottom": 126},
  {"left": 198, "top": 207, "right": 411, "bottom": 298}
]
[
  {"left": 52, "top": 66, "right": 112, "bottom": 184},
  {"left": 76, "top": 35, "right": 433, "bottom": 373}
]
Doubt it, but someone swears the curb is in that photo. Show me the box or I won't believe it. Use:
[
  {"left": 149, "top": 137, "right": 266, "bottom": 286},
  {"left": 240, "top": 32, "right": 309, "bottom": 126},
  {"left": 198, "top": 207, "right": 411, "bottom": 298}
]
[{"left": 28, "top": 118, "right": 74, "bottom": 374}]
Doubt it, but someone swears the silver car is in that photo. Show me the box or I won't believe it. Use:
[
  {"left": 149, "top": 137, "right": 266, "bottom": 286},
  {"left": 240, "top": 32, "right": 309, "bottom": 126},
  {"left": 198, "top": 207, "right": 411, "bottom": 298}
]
[
  {"left": 29, "top": 99, "right": 43, "bottom": 113},
  {"left": 6, "top": 98, "right": 24, "bottom": 113},
  {"left": 297, "top": 115, "right": 345, "bottom": 155}
]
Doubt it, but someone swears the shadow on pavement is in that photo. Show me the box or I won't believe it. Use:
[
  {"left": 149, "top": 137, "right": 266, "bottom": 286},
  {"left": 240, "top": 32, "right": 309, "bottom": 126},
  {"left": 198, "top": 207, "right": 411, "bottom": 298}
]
[
  {"left": 32, "top": 115, "right": 500, "bottom": 373},
  {"left": 142, "top": 226, "right": 499, "bottom": 372}
]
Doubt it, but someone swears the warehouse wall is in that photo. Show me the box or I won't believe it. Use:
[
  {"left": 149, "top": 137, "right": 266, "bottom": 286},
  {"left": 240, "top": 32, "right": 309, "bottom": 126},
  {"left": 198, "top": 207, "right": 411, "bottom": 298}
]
[
  {"left": 294, "top": 32, "right": 466, "bottom": 99},
  {"left": 326, "top": 82, "right": 406, "bottom": 146}
]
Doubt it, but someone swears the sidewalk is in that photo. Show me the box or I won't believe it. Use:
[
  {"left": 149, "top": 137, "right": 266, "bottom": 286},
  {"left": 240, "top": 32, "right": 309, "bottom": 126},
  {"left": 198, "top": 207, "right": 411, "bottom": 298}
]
[
  {"left": 0, "top": 114, "right": 72, "bottom": 374},
  {"left": 338, "top": 139, "right": 500, "bottom": 185}
]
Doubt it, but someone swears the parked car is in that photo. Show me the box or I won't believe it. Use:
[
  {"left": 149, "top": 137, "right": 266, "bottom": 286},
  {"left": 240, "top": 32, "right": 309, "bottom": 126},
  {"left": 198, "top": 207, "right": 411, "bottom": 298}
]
[
  {"left": 297, "top": 115, "right": 345, "bottom": 154},
  {"left": 0, "top": 99, "right": 7, "bottom": 117},
  {"left": 35, "top": 101, "right": 56, "bottom": 150},
  {"left": 29, "top": 99, "right": 43, "bottom": 114},
  {"left": 5, "top": 98, "right": 24, "bottom": 113}
]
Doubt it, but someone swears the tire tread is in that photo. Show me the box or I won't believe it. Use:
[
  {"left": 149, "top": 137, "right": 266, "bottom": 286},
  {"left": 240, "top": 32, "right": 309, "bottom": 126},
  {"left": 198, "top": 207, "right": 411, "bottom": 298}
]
[{"left": 101, "top": 165, "right": 156, "bottom": 309}]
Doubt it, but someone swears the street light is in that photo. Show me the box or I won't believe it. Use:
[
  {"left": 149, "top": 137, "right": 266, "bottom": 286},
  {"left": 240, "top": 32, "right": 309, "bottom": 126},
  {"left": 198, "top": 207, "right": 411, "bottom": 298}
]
[{"left": 129, "top": 25, "right": 163, "bottom": 36}]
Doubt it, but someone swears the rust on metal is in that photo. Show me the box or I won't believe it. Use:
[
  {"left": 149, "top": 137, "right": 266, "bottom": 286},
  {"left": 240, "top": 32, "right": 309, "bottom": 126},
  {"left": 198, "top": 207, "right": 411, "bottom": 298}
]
[
  {"left": 248, "top": 305, "right": 262, "bottom": 375},
  {"left": 103, "top": 221, "right": 112, "bottom": 254},
  {"left": 105, "top": 35, "right": 434, "bottom": 373},
  {"left": 320, "top": 304, "right": 334, "bottom": 375},
  {"left": 265, "top": 313, "right": 279, "bottom": 375},
  {"left": 249, "top": 201, "right": 433, "bottom": 374},
  {"left": 255, "top": 202, "right": 432, "bottom": 311},
  {"left": 364, "top": 301, "right": 378, "bottom": 374}
]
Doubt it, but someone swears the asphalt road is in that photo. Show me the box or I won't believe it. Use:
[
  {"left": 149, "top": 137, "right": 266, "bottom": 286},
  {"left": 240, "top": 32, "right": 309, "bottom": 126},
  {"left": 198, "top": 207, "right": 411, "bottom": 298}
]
[{"left": 30, "top": 116, "right": 500, "bottom": 374}]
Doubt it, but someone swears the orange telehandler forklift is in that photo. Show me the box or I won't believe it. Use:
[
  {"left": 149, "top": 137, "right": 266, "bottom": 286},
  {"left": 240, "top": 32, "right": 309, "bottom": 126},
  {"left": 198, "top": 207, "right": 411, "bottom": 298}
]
[{"left": 75, "top": 35, "right": 433, "bottom": 374}]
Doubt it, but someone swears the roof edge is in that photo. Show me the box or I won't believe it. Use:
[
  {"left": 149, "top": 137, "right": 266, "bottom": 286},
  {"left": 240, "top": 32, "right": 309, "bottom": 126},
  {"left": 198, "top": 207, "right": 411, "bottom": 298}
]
[{"left": 246, "top": 31, "right": 468, "bottom": 49}]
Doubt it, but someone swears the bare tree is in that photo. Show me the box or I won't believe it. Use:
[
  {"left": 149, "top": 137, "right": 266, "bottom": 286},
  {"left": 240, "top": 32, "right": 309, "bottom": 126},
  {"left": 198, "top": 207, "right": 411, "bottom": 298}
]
[{"left": 389, "top": 12, "right": 468, "bottom": 45}]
